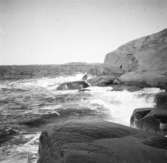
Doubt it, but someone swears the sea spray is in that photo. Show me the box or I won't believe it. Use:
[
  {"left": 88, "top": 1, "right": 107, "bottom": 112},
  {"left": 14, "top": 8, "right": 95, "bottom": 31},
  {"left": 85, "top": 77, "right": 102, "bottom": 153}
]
[
  {"left": 0, "top": 74, "right": 165, "bottom": 163},
  {"left": 85, "top": 87, "right": 163, "bottom": 125}
]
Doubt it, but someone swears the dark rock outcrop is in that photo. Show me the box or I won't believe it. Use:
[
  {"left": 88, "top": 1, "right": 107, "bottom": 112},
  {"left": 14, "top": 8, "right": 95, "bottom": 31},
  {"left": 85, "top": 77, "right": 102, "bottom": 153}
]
[
  {"left": 0, "top": 127, "right": 17, "bottom": 144},
  {"left": 56, "top": 81, "right": 90, "bottom": 90},
  {"left": 130, "top": 108, "right": 153, "bottom": 127},
  {"left": 130, "top": 92, "right": 167, "bottom": 133},
  {"left": 38, "top": 119, "right": 167, "bottom": 163},
  {"left": 104, "top": 29, "right": 167, "bottom": 87},
  {"left": 88, "top": 75, "right": 121, "bottom": 86},
  {"left": 131, "top": 110, "right": 160, "bottom": 133},
  {"left": 155, "top": 92, "right": 167, "bottom": 107},
  {"left": 112, "top": 85, "right": 144, "bottom": 92}
]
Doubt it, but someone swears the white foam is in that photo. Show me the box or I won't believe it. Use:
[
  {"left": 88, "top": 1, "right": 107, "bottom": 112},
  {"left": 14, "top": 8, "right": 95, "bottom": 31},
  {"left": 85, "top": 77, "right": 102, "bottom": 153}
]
[
  {"left": 86, "top": 87, "right": 163, "bottom": 126},
  {"left": 137, "top": 87, "right": 165, "bottom": 94},
  {"left": 5, "top": 73, "right": 85, "bottom": 91},
  {"left": 16, "top": 133, "right": 40, "bottom": 154},
  {"left": 0, "top": 133, "right": 40, "bottom": 163},
  {"left": 0, "top": 83, "right": 9, "bottom": 90},
  {"left": 0, "top": 77, "right": 165, "bottom": 163}
]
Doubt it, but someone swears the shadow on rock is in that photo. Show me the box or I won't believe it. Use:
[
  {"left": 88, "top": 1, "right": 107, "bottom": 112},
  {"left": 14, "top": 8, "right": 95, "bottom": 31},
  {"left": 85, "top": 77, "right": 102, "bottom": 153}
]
[
  {"left": 130, "top": 92, "right": 167, "bottom": 134},
  {"left": 37, "top": 119, "right": 167, "bottom": 163}
]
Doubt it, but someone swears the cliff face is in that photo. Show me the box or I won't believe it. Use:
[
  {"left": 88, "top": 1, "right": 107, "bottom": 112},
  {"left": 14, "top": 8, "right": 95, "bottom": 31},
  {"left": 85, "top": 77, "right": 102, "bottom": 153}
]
[
  {"left": 105, "top": 29, "right": 167, "bottom": 72},
  {"left": 104, "top": 29, "right": 167, "bottom": 86}
]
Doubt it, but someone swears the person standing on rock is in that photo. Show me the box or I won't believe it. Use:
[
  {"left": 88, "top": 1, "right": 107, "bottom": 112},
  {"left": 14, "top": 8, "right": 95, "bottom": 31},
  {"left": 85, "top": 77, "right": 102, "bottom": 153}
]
[
  {"left": 82, "top": 73, "right": 88, "bottom": 81},
  {"left": 80, "top": 73, "right": 91, "bottom": 90}
]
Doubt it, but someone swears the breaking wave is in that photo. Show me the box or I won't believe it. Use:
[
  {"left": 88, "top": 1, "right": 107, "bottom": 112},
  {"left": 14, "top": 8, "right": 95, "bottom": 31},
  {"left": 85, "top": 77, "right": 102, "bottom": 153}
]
[{"left": 0, "top": 73, "right": 164, "bottom": 163}]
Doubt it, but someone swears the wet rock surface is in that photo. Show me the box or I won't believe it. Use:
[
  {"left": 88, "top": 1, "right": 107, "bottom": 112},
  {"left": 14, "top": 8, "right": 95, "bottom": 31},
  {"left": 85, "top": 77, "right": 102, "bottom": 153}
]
[
  {"left": 0, "top": 127, "right": 18, "bottom": 144},
  {"left": 155, "top": 92, "right": 167, "bottom": 107},
  {"left": 0, "top": 77, "right": 111, "bottom": 162},
  {"left": 56, "top": 81, "right": 90, "bottom": 90},
  {"left": 112, "top": 84, "right": 144, "bottom": 92},
  {"left": 130, "top": 108, "right": 153, "bottom": 126},
  {"left": 38, "top": 119, "right": 167, "bottom": 163},
  {"left": 130, "top": 92, "right": 167, "bottom": 133},
  {"left": 0, "top": 76, "right": 165, "bottom": 163},
  {"left": 88, "top": 75, "right": 120, "bottom": 86}
]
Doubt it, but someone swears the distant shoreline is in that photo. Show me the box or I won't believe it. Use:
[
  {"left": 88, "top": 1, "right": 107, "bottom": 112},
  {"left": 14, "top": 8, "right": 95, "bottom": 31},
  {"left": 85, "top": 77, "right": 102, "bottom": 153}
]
[{"left": 0, "top": 62, "right": 102, "bottom": 67}]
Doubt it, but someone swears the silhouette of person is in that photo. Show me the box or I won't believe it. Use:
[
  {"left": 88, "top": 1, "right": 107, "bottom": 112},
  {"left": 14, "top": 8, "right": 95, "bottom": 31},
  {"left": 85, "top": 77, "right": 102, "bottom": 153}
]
[{"left": 82, "top": 73, "right": 88, "bottom": 81}]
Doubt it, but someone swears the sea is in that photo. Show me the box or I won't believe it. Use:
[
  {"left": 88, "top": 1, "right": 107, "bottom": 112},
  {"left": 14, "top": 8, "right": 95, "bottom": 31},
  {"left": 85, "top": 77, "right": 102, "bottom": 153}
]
[{"left": 0, "top": 70, "right": 164, "bottom": 163}]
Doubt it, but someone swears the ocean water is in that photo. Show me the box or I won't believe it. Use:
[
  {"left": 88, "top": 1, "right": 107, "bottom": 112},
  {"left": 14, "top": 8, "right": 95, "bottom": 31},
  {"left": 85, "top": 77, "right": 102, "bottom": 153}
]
[{"left": 0, "top": 73, "right": 164, "bottom": 163}]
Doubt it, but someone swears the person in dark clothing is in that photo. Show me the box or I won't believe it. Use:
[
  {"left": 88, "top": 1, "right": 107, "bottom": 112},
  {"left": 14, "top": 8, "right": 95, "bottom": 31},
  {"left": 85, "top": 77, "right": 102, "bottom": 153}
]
[{"left": 82, "top": 73, "right": 88, "bottom": 81}]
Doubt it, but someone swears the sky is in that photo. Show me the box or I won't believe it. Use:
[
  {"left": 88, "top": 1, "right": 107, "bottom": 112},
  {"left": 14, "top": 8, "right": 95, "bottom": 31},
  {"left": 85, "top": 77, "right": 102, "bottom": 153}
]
[{"left": 0, "top": 0, "right": 167, "bottom": 65}]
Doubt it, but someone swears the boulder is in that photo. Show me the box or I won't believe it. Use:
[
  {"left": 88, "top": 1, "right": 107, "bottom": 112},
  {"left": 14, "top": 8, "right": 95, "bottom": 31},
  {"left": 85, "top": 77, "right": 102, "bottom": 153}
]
[
  {"left": 148, "top": 109, "right": 167, "bottom": 122},
  {"left": 134, "top": 115, "right": 160, "bottom": 133},
  {"left": 155, "top": 92, "right": 167, "bottom": 107},
  {"left": 152, "top": 92, "right": 167, "bottom": 131},
  {"left": 130, "top": 108, "right": 160, "bottom": 133},
  {"left": 130, "top": 107, "right": 167, "bottom": 133},
  {"left": 88, "top": 76, "right": 121, "bottom": 86},
  {"left": 130, "top": 93, "right": 167, "bottom": 133},
  {"left": 130, "top": 108, "right": 152, "bottom": 127},
  {"left": 146, "top": 108, "right": 167, "bottom": 132},
  {"left": 37, "top": 119, "right": 167, "bottom": 163},
  {"left": 56, "top": 81, "right": 90, "bottom": 90},
  {"left": 104, "top": 29, "right": 167, "bottom": 88}
]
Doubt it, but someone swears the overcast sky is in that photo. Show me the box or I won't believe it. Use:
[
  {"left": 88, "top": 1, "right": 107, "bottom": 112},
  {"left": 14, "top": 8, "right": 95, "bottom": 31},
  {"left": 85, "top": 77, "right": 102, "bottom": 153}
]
[{"left": 0, "top": 0, "right": 167, "bottom": 65}]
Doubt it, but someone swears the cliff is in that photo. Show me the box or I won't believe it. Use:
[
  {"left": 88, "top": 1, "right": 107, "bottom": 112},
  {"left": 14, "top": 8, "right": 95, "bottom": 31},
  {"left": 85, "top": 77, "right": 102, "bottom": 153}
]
[{"left": 104, "top": 29, "right": 167, "bottom": 87}]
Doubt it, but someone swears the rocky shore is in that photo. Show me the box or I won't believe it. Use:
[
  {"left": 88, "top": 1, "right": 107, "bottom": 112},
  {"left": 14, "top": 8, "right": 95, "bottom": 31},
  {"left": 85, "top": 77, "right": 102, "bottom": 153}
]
[
  {"left": 37, "top": 29, "right": 167, "bottom": 163},
  {"left": 37, "top": 90, "right": 167, "bottom": 163},
  {"left": 104, "top": 29, "right": 167, "bottom": 89},
  {"left": 37, "top": 118, "right": 167, "bottom": 163},
  {"left": 1, "top": 29, "right": 167, "bottom": 163}
]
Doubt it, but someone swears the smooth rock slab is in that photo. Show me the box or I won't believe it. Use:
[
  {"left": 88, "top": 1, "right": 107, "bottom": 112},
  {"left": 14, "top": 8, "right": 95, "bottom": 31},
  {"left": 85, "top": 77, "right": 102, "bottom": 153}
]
[
  {"left": 56, "top": 81, "right": 90, "bottom": 90},
  {"left": 37, "top": 119, "right": 167, "bottom": 163}
]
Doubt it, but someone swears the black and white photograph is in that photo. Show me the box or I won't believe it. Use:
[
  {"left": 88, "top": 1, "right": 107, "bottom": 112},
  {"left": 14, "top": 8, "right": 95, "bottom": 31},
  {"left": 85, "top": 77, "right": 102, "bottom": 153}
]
[{"left": 0, "top": 0, "right": 167, "bottom": 162}]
